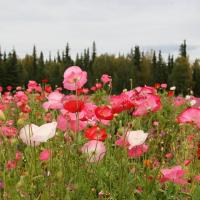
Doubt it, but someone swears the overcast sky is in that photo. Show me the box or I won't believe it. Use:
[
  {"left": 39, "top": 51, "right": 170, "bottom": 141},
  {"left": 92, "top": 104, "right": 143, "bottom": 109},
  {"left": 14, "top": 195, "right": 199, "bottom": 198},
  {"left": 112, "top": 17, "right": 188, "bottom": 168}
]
[{"left": 0, "top": 0, "right": 199, "bottom": 61}]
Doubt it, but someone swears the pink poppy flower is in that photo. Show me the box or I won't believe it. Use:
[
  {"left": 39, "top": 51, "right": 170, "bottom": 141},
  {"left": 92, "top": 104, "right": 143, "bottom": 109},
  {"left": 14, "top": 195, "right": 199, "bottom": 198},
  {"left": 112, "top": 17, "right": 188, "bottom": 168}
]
[
  {"left": 43, "top": 91, "right": 64, "bottom": 110},
  {"left": 101, "top": 74, "right": 112, "bottom": 84},
  {"left": 63, "top": 66, "right": 87, "bottom": 91},
  {"left": 173, "top": 96, "right": 185, "bottom": 107},
  {"left": 177, "top": 108, "right": 200, "bottom": 129},
  {"left": 160, "top": 166, "right": 187, "bottom": 185},
  {"left": 1, "top": 126, "right": 17, "bottom": 137},
  {"left": 128, "top": 144, "right": 148, "bottom": 158},
  {"left": 81, "top": 140, "right": 106, "bottom": 163},
  {"left": 39, "top": 149, "right": 51, "bottom": 161},
  {"left": 161, "top": 83, "right": 167, "bottom": 89},
  {"left": 57, "top": 114, "right": 86, "bottom": 132},
  {"left": 132, "top": 94, "right": 161, "bottom": 116},
  {"left": 6, "top": 160, "right": 17, "bottom": 170}
]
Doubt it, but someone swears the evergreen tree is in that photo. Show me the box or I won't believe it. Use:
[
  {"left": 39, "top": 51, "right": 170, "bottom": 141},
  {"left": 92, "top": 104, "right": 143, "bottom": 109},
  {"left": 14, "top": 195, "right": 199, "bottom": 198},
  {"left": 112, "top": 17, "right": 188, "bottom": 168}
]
[
  {"left": 133, "top": 46, "right": 141, "bottom": 86},
  {"left": 179, "top": 40, "right": 187, "bottom": 58},
  {"left": 192, "top": 59, "right": 200, "bottom": 96},
  {"left": 170, "top": 56, "right": 192, "bottom": 95},
  {"left": 32, "top": 45, "right": 37, "bottom": 80},
  {"left": 38, "top": 52, "right": 46, "bottom": 81},
  {"left": 92, "top": 41, "right": 96, "bottom": 62}
]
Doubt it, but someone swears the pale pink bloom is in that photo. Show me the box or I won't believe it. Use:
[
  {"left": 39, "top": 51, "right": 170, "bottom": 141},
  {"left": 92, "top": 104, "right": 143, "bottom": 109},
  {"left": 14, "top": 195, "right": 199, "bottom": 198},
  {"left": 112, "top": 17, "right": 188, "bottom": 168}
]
[
  {"left": 57, "top": 114, "right": 86, "bottom": 132},
  {"left": 63, "top": 66, "right": 87, "bottom": 90},
  {"left": 153, "top": 121, "right": 159, "bottom": 126},
  {"left": 177, "top": 108, "right": 200, "bottom": 129},
  {"left": 173, "top": 96, "right": 185, "bottom": 107},
  {"left": 194, "top": 175, "right": 200, "bottom": 181},
  {"left": 81, "top": 140, "right": 106, "bottom": 163},
  {"left": 19, "top": 122, "right": 57, "bottom": 146},
  {"left": 39, "top": 149, "right": 51, "bottom": 161},
  {"left": 135, "top": 86, "right": 157, "bottom": 95},
  {"left": 16, "top": 86, "right": 22, "bottom": 91},
  {"left": 14, "top": 91, "right": 28, "bottom": 107},
  {"left": 160, "top": 166, "right": 187, "bottom": 185},
  {"left": 43, "top": 91, "right": 64, "bottom": 110},
  {"left": 161, "top": 83, "right": 167, "bottom": 89},
  {"left": 165, "top": 153, "right": 173, "bottom": 159},
  {"left": 101, "top": 74, "right": 112, "bottom": 84},
  {"left": 128, "top": 144, "right": 148, "bottom": 158},
  {"left": 27, "top": 80, "right": 38, "bottom": 91}
]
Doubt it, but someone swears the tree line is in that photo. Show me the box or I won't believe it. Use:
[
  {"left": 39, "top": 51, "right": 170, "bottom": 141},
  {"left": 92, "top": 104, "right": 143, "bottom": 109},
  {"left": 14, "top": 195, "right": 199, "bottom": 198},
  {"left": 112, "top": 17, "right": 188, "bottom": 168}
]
[{"left": 0, "top": 41, "right": 200, "bottom": 96}]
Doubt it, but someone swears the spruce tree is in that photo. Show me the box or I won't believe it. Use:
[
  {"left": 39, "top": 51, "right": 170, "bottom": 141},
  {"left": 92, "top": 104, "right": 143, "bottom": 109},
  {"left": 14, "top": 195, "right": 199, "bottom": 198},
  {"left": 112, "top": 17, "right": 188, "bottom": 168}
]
[{"left": 192, "top": 59, "right": 200, "bottom": 96}]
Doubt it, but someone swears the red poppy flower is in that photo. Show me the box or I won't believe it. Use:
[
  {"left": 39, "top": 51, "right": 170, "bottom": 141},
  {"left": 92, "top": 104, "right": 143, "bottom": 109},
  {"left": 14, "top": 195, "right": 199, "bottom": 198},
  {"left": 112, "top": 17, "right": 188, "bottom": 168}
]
[
  {"left": 84, "top": 126, "right": 107, "bottom": 141},
  {"left": 95, "top": 106, "right": 113, "bottom": 120},
  {"left": 45, "top": 85, "right": 52, "bottom": 93},
  {"left": 167, "top": 91, "right": 174, "bottom": 97},
  {"left": 41, "top": 79, "right": 49, "bottom": 83},
  {"left": 64, "top": 100, "right": 84, "bottom": 113},
  {"left": 154, "top": 83, "right": 161, "bottom": 89}
]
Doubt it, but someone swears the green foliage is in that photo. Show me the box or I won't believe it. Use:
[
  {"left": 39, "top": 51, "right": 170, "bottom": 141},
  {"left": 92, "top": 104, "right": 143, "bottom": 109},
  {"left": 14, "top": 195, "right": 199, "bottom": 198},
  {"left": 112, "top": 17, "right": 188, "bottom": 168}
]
[{"left": 170, "top": 57, "right": 192, "bottom": 95}]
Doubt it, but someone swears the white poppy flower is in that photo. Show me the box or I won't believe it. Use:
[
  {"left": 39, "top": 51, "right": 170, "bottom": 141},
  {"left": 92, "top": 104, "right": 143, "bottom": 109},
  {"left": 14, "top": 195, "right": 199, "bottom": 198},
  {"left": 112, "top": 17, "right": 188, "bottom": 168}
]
[
  {"left": 19, "top": 122, "right": 57, "bottom": 146},
  {"left": 125, "top": 130, "right": 148, "bottom": 149}
]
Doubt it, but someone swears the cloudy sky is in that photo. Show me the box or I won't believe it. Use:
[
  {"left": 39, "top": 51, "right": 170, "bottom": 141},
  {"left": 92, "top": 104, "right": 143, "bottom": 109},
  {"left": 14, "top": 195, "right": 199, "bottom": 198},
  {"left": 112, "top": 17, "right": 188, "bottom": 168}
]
[{"left": 0, "top": 0, "right": 199, "bottom": 60}]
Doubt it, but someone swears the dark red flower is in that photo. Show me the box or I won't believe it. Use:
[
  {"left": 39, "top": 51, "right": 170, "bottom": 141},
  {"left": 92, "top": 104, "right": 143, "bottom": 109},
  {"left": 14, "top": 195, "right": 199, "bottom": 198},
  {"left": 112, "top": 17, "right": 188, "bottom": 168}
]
[
  {"left": 84, "top": 126, "right": 107, "bottom": 141},
  {"left": 95, "top": 106, "right": 113, "bottom": 120},
  {"left": 198, "top": 142, "right": 200, "bottom": 160},
  {"left": 64, "top": 100, "right": 84, "bottom": 113},
  {"left": 41, "top": 79, "right": 49, "bottom": 83},
  {"left": 167, "top": 91, "right": 174, "bottom": 97}
]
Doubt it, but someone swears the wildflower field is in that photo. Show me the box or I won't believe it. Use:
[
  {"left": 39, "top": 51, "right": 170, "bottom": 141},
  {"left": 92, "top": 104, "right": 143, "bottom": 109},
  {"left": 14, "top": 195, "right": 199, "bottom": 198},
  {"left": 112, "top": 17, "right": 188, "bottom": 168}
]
[{"left": 1, "top": 66, "right": 200, "bottom": 200}]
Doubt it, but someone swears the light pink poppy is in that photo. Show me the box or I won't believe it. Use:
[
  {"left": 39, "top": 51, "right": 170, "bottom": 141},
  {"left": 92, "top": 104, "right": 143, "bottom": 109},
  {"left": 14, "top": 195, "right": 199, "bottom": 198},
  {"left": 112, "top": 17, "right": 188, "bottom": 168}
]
[
  {"left": 57, "top": 114, "right": 86, "bottom": 132},
  {"left": 81, "top": 140, "right": 106, "bottom": 163},
  {"left": 63, "top": 66, "right": 87, "bottom": 90},
  {"left": 101, "top": 74, "right": 112, "bottom": 84},
  {"left": 173, "top": 96, "right": 185, "bottom": 107},
  {"left": 160, "top": 166, "right": 187, "bottom": 185},
  {"left": 177, "top": 107, "right": 200, "bottom": 129},
  {"left": 43, "top": 91, "right": 64, "bottom": 110}
]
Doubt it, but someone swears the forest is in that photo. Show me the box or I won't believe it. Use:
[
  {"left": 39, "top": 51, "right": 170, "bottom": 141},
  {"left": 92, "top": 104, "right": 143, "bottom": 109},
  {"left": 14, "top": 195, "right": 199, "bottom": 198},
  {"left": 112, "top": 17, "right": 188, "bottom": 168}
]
[{"left": 0, "top": 40, "right": 200, "bottom": 95}]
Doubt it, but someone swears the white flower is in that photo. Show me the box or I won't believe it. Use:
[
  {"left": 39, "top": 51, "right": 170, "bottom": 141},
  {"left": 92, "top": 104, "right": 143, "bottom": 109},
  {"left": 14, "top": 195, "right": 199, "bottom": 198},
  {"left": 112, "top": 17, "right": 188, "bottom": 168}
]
[
  {"left": 19, "top": 122, "right": 57, "bottom": 146},
  {"left": 170, "top": 86, "right": 176, "bottom": 91},
  {"left": 125, "top": 130, "right": 148, "bottom": 149},
  {"left": 190, "top": 100, "right": 196, "bottom": 106}
]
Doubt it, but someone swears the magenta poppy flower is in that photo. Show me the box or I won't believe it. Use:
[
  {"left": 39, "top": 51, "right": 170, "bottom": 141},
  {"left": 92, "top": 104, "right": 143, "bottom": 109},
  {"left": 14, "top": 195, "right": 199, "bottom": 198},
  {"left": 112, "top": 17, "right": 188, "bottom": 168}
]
[
  {"left": 101, "top": 74, "right": 112, "bottom": 84},
  {"left": 63, "top": 66, "right": 87, "bottom": 91},
  {"left": 39, "top": 149, "right": 51, "bottom": 161},
  {"left": 177, "top": 107, "right": 200, "bottom": 129}
]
